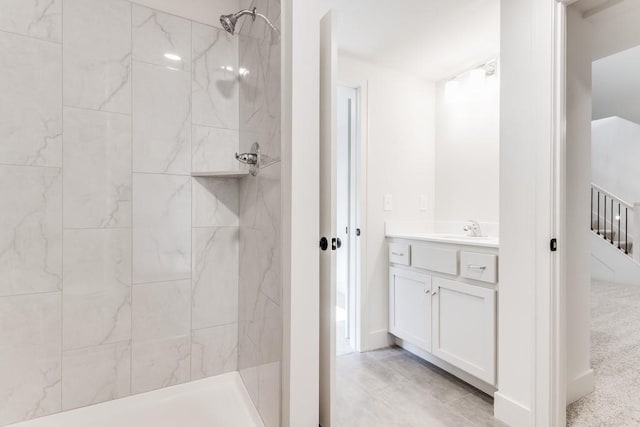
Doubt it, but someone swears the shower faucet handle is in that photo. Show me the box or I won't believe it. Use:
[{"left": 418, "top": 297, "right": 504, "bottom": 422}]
[{"left": 235, "top": 152, "right": 258, "bottom": 165}]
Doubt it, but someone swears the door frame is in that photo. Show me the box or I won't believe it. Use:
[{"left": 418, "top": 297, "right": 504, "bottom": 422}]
[
  {"left": 336, "top": 80, "right": 368, "bottom": 352},
  {"left": 549, "top": 0, "right": 578, "bottom": 425},
  {"left": 281, "top": 0, "right": 321, "bottom": 426}
]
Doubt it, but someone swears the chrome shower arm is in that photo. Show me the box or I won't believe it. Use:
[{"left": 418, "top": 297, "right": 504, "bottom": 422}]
[{"left": 255, "top": 11, "right": 281, "bottom": 38}]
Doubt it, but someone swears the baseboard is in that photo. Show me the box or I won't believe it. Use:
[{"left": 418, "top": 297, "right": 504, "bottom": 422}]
[
  {"left": 365, "top": 329, "right": 393, "bottom": 351},
  {"left": 494, "top": 392, "right": 532, "bottom": 427},
  {"left": 567, "top": 369, "right": 594, "bottom": 404}
]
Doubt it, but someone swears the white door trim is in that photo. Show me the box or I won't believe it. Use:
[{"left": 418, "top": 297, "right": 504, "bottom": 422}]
[
  {"left": 281, "top": 0, "right": 321, "bottom": 425},
  {"left": 550, "top": 2, "right": 567, "bottom": 426},
  {"left": 337, "top": 79, "right": 368, "bottom": 352}
]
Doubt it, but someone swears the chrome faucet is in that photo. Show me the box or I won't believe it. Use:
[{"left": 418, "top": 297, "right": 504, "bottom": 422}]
[{"left": 463, "top": 220, "right": 483, "bottom": 237}]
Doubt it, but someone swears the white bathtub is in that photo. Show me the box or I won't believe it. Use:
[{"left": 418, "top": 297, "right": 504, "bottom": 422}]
[{"left": 12, "top": 372, "right": 264, "bottom": 427}]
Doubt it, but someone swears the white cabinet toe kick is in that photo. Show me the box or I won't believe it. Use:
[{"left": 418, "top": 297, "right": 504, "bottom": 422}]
[{"left": 387, "top": 236, "right": 498, "bottom": 395}]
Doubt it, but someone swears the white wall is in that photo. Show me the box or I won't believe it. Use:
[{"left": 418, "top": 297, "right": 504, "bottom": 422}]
[
  {"left": 586, "top": 0, "right": 640, "bottom": 61},
  {"left": 593, "top": 45, "right": 640, "bottom": 124},
  {"left": 434, "top": 72, "right": 500, "bottom": 228},
  {"left": 337, "top": 55, "right": 436, "bottom": 350},
  {"left": 592, "top": 117, "right": 640, "bottom": 203}
]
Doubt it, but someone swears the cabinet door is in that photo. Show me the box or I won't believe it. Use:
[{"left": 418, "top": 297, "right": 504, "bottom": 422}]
[
  {"left": 389, "top": 267, "right": 432, "bottom": 352},
  {"left": 432, "top": 277, "right": 496, "bottom": 385}
]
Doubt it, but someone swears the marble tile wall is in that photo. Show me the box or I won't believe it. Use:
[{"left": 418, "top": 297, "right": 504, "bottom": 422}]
[
  {"left": 0, "top": 1, "right": 247, "bottom": 425},
  {"left": 237, "top": 1, "right": 282, "bottom": 426}
]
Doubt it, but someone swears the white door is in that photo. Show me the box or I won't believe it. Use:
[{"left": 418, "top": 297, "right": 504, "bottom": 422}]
[
  {"left": 389, "top": 267, "right": 432, "bottom": 351},
  {"left": 432, "top": 277, "right": 496, "bottom": 385},
  {"left": 319, "top": 9, "right": 337, "bottom": 427}
]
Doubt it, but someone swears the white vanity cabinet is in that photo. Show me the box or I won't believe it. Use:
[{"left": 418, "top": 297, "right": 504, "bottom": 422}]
[
  {"left": 389, "top": 267, "right": 432, "bottom": 352},
  {"left": 387, "top": 235, "right": 499, "bottom": 391}
]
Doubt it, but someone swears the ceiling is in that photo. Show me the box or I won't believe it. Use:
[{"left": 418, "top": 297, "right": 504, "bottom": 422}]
[{"left": 319, "top": 0, "right": 500, "bottom": 81}]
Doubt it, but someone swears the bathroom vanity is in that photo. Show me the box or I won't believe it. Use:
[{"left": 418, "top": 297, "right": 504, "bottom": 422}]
[{"left": 386, "top": 232, "right": 499, "bottom": 394}]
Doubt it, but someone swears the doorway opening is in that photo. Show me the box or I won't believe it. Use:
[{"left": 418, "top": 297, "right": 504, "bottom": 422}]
[
  {"left": 336, "top": 85, "right": 361, "bottom": 356},
  {"left": 564, "top": 1, "right": 640, "bottom": 424}
]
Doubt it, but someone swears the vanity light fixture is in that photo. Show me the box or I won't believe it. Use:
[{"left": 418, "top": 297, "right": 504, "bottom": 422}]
[
  {"left": 447, "top": 58, "right": 498, "bottom": 84},
  {"left": 164, "top": 53, "right": 182, "bottom": 62}
]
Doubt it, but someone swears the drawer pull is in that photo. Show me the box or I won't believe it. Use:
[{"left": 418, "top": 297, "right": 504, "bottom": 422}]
[
  {"left": 468, "top": 265, "right": 487, "bottom": 271},
  {"left": 424, "top": 289, "right": 431, "bottom": 295},
  {"left": 391, "top": 252, "right": 405, "bottom": 257}
]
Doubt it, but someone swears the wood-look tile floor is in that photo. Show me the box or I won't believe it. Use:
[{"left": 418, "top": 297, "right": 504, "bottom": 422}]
[{"left": 336, "top": 346, "right": 507, "bottom": 427}]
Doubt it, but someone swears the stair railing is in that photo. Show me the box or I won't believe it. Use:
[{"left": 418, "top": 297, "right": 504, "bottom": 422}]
[{"left": 591, "top": 183, "right": 638, "bottom": 262}]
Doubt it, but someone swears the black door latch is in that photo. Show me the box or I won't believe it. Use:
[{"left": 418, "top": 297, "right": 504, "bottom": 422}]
[
  {"left": 550, "top": 238, "right": 558, "bottom": 252},
  {"left": 331, "top": 237, "right": 342, "bottom": 250}
]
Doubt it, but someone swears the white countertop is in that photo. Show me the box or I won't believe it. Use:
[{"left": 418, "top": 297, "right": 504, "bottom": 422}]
[{"left": 386, "top": 232, "right": 499, "bottom": 248}]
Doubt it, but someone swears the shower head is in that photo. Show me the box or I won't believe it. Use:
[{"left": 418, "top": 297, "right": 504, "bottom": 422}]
[
  {"left": 219, "top": 8, "right": 255, "bottom": 35},
  {"left": 219, "top": 7, "right": 280, "bottom": 39}
]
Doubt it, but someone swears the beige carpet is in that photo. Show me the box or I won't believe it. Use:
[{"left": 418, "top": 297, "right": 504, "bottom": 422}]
[{"left": 567, "top": 281, "right": 640, "bottom": 426}]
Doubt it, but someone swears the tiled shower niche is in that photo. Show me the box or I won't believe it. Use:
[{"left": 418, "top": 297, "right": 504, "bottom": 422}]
[{"left": 0, "top": 0, "right": 281, "bottom": 426}]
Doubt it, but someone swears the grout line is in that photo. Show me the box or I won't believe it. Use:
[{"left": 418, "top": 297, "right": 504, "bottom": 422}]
[
  {"left": 189, "top": 17, "right": 194, "bottom": 382},
  {"left": 131, "top": 170, "right": 192, "bottom": 177},
  {"left": 62, "top": 104, "right": 132, "bottom": 117},
  {"left": 191, "top": 321, "right": 238, "bottom": 333},
  {"left": 127, "top": 0, "right": 225, "bottom": 33},
  {"left": 131, "top": 57, "right": 191, "bottom": 74},
  {"left": 0, "top": 289, "right": 62, "bottom": 301},
  {"left": 131, "top": 277, "right": 192, "bottom": 286},
  {"left": 62, "top": 226, "right": 132, "bottom": 231},
  {"left": 191, "top": 225, "right": 240, "bottom": 229},
  {"left": 63, "top": 338, "right": 132, "bottom": 354},
  {"left": 129, "top": 0, "right": 134, "bottom": 397},
  {"left": 0, "top": 162, "right": 62, "bottom": 170},
  {"left": 60, "top": 0, "right": 65, "bottom": 410},
  {"left": 0, "top": 27, "right": 62, "bottom": 44}
]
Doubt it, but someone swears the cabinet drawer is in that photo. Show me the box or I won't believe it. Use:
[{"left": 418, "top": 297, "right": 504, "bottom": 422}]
[
  {"left": 389, "top": 242, "right": 410, "bottom": 266},
  {"left": 411, "top": 245, "right": 458, "bottom": 275},
  {"left": 460, "top": 252, "right": 498, "bottom": 283}
]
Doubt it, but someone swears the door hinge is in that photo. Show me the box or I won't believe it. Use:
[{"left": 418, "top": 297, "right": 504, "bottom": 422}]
[{"left": 550, "top": 238, "right": 558, "bottom": 252}]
